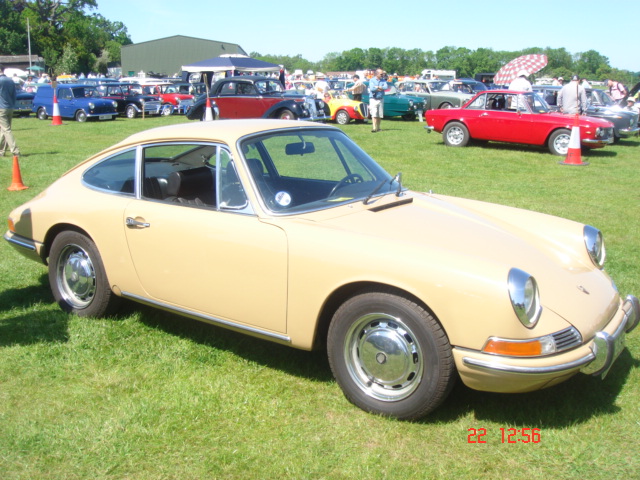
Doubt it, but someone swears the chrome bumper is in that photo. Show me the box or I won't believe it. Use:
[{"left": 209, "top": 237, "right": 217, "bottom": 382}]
[
  {"left": 619, "top": 126, "right": 640, "bottom": 137},
  {"left": 462, "top": 294, "right": 638, "bottom": 379}
]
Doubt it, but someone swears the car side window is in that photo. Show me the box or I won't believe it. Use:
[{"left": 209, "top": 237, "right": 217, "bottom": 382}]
[
  {"left": 58, "top": 88, "right": 72, "bottom": 100},
  {"left": 467, "top": 94, "right": 487, "bottom": 110},
  {"left": 83, "top": 149, "right": 136, "bottom": 194},
  {"left": 142, "top": 144, "right": 218, "bottom": 208}
]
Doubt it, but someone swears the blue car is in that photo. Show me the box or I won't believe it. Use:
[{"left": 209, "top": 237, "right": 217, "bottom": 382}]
[{"left": 32, "top": 84, "right": 118, "bottom": 122}]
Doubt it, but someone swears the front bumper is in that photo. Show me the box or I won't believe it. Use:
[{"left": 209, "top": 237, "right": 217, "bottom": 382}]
[
  {"left": 455, "top": 294, "right": 638, "bottom": 392},
  {"left": 618, "top": 126, "right": 640, "bottom": 137}
]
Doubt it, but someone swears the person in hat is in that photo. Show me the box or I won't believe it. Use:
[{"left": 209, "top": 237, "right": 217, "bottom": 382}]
[
  {"left": 508, "top": 69, "right": 532, "bottom": 92},
  {"left": 0, "top": 64, "right": 21, "bottom": 158},
  {"left": 557, "top": 75, "right": 587, "bottom": 115},
  {"left": 626, "top": 97, "right": 639, "bottom": 114}
]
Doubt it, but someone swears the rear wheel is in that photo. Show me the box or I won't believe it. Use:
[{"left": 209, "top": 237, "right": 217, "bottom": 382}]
[
  {"left": 443, "top": 121, "right": 470, "bottom": 147},
  {"left": 327, "top": 290, "right": 455, "bottom": 420},
  {"left": 548, "top": 128, "right": 571, "bottom": 155},
  {"left": 439, "top": 102, "right": 453, "bottom": 109},
  {"left": 48, "top": 231, "right": 121, "bottom": 317}
]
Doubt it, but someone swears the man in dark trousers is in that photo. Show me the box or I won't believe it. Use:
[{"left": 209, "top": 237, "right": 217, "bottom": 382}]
[{"left": 0, "top": 64, "right": 21, "bottom": 158}]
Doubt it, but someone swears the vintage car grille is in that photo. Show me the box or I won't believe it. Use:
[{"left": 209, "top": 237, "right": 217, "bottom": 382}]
[
  {"left": 357, "top": 103, "right": 369, "bottom": 118},
  {"left": 93, "top": 104, "right": 116, "bottom": 114},
  {"left": 552, "top": 326, "right": 582, "bottom": 352}
]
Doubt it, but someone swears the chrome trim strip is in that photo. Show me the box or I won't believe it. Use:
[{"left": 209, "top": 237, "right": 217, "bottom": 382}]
[
  {"left": 4, "top": 231, "right": 36, "bottom": 251},
  {"left": 122, "top": 291, "right": 291, "bottom": 343},
  {"left": 462, "top": 351, "right": 595, "bottom": 375}
]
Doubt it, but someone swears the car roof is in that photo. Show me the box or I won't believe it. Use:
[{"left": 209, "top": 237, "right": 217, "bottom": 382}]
[{"left": 110, "top": 119, "right": 339, "bottom": 149}]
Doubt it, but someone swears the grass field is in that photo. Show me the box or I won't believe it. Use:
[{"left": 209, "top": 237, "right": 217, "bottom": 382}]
[{"left": 1, "top": 114, "right": 639, "bottom": 479}]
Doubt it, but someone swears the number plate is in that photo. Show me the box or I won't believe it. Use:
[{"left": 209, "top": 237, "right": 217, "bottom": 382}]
[{"left": 99, "top": 115, "right": 112, "bottom": 120}]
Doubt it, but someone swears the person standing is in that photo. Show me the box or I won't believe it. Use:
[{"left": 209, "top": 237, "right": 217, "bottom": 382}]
[
  {"left": 508, "top": 70, "right": 532, "bottom": 92},
  {"left": 346, "top": 74, "right": 365, "bottom": 101},
  {"left": 369, "top": 69, "right": 388, "bottom": 133},
  {"left": 0, "top": 64, "right": 21, "bottom": 158},
  {"left": 607, "top": 79, "right": 628, "bottom": 102},
  {"left": 557, "top": 75, "right": 587, "bottom": 115}
]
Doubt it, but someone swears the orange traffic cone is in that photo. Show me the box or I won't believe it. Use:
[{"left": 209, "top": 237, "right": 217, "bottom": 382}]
[
  {"left": 51, "top": 94, "right": 63, "bottom": 126},
  {"left": 559, "top": 114, "right": 589, "bottom": 166},
  {"left": 205, "top": 97, "right": 214, "bottom": 121},
  {"left": 7, "top": 155, "right": 28, "bottom": 191}
]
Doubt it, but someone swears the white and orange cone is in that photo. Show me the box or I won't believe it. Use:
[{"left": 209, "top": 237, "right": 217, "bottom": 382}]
[
  {"left": 205, "top": 97, "right": 214, "bottom": 122},
  {"left": 51, "top": 94, "right": 63, "bottom": 126},
  {"left": 559, "top": 114, "right": 588, "bottom": 166}
]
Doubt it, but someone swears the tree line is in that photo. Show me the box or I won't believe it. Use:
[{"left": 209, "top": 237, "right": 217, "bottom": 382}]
[
  {"left": 1, "top": 1, "right": 637, "bottom": 86},
  {"left": 255, "top": 46, "right": 639, "bottom": 85}
]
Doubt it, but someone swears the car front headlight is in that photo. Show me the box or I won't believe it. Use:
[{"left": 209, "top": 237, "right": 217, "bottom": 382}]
[
  {"left": 88, "top": 102, "right": 95, "bottom": 109},
  {"left": 508, "top": 268, "right": 542, "bottom": 329},
  {"left": 584, "top": 225, "right": 605, "bottom": 268}
]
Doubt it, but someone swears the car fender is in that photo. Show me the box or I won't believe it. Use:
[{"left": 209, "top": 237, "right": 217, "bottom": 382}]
[{"left": 262, "top": 100, "right": 306, "bottom": 119}]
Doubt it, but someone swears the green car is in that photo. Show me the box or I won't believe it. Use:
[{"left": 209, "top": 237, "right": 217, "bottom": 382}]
[
  {"left": 352, "top": 82, "right": 426, "bottom": 120},
  {"left": 396, "top": 79, "right": 474, "bottom": 109}
]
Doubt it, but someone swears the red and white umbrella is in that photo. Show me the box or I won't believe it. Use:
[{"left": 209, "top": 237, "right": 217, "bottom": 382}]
[{"left": 493, "top": 54, "right": 548, "bottom": 86}]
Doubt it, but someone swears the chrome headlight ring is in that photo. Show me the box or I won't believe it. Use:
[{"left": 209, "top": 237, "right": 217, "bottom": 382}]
[
  {"left": 584, "top": 225, "right": 606, "bottom": 269},
  {"left": 508, "top": 268, "right": 542, "bottom": 329}
]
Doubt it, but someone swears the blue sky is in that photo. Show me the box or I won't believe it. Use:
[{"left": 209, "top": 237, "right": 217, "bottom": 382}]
[{"left": 94, "top": 0, "right": 639, "bottom": 73}]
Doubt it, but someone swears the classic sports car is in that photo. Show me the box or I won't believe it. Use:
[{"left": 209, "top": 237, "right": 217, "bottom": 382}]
[
  {"left": 425, "top": 90, "right": 615, "bottom": 155},
  {"left": 321, "top": 90, "right": 369, "bottom": 124},
  {"left": 396, "top": 79, "right": 473, "bottom": 109},
  {"left": 533, "top": 85, "right": 640, "bottom": 142},
  {"left": 5, "top": 120, "right": 637, "bottom": 420},
  {"left": 187, "top": 76, "right": 328, "bottom": 122},
  {"left": 358, "top": 83, "right": 425, "bottom": 120}
]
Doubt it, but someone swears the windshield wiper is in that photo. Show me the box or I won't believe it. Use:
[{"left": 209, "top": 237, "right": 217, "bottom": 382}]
[{"left": 363, "top": 172, "right": 403, "bottom": 205}]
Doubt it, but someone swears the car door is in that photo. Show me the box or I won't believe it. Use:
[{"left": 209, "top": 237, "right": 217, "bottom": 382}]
[
  {"left": 122, "top": 143, "right": 288, "bottom": 334},
  {"left": 57, "top": 87, "right": 74, "bottom": 117}
]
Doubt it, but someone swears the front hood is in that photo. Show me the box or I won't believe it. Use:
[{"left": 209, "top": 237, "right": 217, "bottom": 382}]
[{"left": 301, "top": 192, "right": 619, "bottom": 333}]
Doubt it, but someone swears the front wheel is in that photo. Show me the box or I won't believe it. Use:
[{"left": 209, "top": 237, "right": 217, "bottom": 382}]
[
  {"left": 75, "top": 110, "right": 88, "bottom": 122},
  {"left": 48, "top": 231, "right": 121, "bottom": 317},
  {"left": 161, "top": 104, "right": 173, "bottom": 116},
  {"left": 327, "top": 290, "right": 455, "bottom": 420},
  {"left": 438, "top": 102, "right": 453, "bottom": 109},
  {"left": 336, "top": 109, "right": 350, "bottom": 125},
  {"left": 37, "top": 107, "right": 48, "bottom": 120},
  {"left": 278, "top": 108, "right": 296, "bottom": 120},
  {"left": 443, "top": 121, "right": 470, "bottom": 147},
  {"left": 125, "top": 105, "right": 137, "bottom": 119},
  {"left": 548, "top": 128, "right": 571, "bottom": 156}
]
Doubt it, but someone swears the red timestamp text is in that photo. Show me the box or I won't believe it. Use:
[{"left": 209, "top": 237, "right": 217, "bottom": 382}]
[{"left": 467, "top": 427, "right": 541, "bottom": 444}]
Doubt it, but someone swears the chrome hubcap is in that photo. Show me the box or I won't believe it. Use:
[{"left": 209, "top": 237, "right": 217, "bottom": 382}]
[
  {"left": 447, "top": 127, "right": 464, "bottom": 145},
  {"left": 344, "top": 313, "right": 423, "bottom": 401},
  {"left": 57, "top": 244, "right": 96, "bottom": 308}
]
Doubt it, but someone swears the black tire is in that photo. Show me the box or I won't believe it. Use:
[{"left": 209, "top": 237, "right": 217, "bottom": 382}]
[
  {"left": 327, "top": 290, "right": 455, "bottom": 420},
  {"left": 336, "top": 109, "right": 350, "bottom": 125},
  {"left": 75, "top": 110, "right": 88, "bottom": 122},
  {"left": 548, "top": 128, "right": 571, "bottom": 156},
  {"left": 278, "top": 108, "right": 296, "bottom": 120},
  {"left": 48, "top": 231, "right": 121, "bottom": 317},
  {"left": 125, "top": 105, "right": 137, "bottom": 119},
  {"left": 37, "top": 107, "right": 48, "bottom": 120},
  {"left": 161, "top": 104, "right": 173, "bottom": 116},
  {"left": 438, "top": 102, "right": 453, "bottom": 109},
  {"left": 443, "top": 121, "right": 470, "bottom": 147}
]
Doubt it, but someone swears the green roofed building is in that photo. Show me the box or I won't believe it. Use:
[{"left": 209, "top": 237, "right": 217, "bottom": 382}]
[{"left": 121, "top": 35, "right": 247, "bottom": 78}]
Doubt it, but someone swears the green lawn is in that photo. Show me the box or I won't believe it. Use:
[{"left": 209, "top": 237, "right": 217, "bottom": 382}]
[{"left": 1, "top": 115, "right": 639, "bottom": 479}]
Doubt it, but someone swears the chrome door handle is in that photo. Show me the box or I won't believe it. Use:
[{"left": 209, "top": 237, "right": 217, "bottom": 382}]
[{"left": 126, "top": 217, "right": 150, "bottom": 228}]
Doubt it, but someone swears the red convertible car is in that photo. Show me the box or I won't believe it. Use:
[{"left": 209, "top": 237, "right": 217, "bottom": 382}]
[{"left": 424, "top": 90, "right": 615, "bottom": 155}]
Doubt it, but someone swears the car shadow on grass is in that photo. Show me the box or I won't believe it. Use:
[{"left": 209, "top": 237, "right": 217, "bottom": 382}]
[
  {"left": 133, "top": 301, "right": 639, "bottom": 425},
  {"left": 0, "top": 274, "right": 70, "bottom": 346},
  {"left": 425, "top": 348, "right": 639, "bottom": 427},
  {"left": 134, "top": 303, "right": 334, "bottom": 383}
]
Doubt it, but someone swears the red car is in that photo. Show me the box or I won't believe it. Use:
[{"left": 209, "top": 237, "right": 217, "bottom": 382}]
[
  {"left": 140, "top": 83, "right": 194, "bottom": 114},
  {"left": 424, "top": 90, "right": 615, "bottom": 155}
]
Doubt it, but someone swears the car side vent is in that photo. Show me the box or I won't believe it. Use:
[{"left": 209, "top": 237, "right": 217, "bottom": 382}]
[{"left": 553, "top": 327, "right": 582, "bottom": 352}]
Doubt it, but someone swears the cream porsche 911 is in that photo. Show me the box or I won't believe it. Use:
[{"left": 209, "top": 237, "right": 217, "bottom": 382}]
[{"left": 5, "top": 120, "right": 638, "bottom": 420}]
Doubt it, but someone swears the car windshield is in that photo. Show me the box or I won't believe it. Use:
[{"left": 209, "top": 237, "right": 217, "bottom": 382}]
[
  {"left": 240, "top": 128, "right": 399, "bottom": 213},
  {"left": 589, "top": 89, "right": 616, "bottom": 107},
  {"left": 428, "top": 81, "right": 449, "bottom": 92}
]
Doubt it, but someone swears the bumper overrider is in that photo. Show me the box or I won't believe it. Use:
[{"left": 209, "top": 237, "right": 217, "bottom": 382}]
[{"left": 456, "top": 295, "right": 639, "bottom": 391}]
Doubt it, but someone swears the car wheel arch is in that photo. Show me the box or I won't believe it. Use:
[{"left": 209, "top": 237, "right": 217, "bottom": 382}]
[
  {"left": 42, "top": 223, "right": 94, "bottom": 264},
  {"left": 313, "top": 281, "right": 443, "bottom": 350}
]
